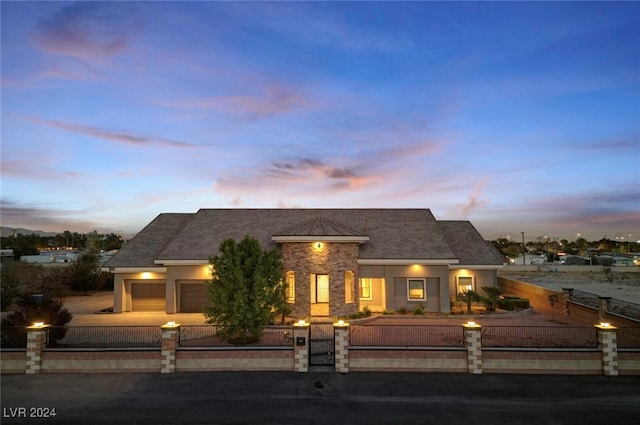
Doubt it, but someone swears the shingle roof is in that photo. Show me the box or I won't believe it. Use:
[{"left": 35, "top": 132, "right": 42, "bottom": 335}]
[
  {"left": 103, "top": 213, "right": 195, "bottom": 268},
  {"left": 105, "top": 209, "right": 502, "bottom": 267},
  {"left": 437, "top": 220, "right": 505, "bottom": 265},
  {"left": 274, "top": 217, "right": 364, "bottom": 237}
]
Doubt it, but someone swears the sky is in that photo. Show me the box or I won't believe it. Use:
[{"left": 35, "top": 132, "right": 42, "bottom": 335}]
[{"left": 1, "top": 1, "right": 639, "bottom": 242}]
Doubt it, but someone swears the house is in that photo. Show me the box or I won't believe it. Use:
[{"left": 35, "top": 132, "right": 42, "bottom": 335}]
[{"left": 103, "top": 209, "right": 504, "bottom": 317}]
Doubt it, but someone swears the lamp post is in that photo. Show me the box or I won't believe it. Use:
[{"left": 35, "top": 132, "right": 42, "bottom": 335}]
[{"left": 522, "top": 232, "right": 526, "bottom": 265}]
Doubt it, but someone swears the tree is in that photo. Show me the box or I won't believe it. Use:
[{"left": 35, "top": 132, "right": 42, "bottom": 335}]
[
  {"left": 481, "top": 286, "right": 503, "bottom": 312},
  {"left": 0, "top": 264, "right": 21, "bottom": 311},
  {"left": 460, "top": 289, "right": 481, "bottom": 314},
  {"left": 204, "top": 236, "right": 285, "bottom": 344},
  {"left": 65, "top": 252, "right": 101, "bottom": 294},
  {"left": 0, "top": 293, "right": 73, "bottom": 348}
]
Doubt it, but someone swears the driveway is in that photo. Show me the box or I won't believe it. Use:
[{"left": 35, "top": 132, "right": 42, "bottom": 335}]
[{"left": 2, "top": 372, "right": 639, "bottom": 425}]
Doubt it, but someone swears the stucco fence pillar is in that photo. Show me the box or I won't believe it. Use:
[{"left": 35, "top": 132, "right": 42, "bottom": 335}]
[
  {"left": 596, "top": 324, "right": 618, "bottom": 376},
  {"left": 26, "top": 324, "right": 48, "bottom": 375},
  {"left": 293, "top": 321, "right": 310, "bottom": 372},
  {"left": 463, "top": 322, "right": 482, "bottom": 374},
  {"left": 598, "top": 297, "right": 612, "bottom": 322},
  {"left": 562, "top": 288, "right": 573, "bottom": 316},
  {"left": 161, "top": 323, "right": 180, "bottom": 374},
  {"left": 334, "top": 321, "right": 349, "bottom": 373}
]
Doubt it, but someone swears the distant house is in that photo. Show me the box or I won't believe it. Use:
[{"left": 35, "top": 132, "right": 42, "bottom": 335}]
[{"left": 104, "top": 209, "right": 504, "bottom": 317}]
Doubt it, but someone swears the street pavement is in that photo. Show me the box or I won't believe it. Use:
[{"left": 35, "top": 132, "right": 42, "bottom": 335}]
[{"left": 2, "top": 372, "right": 639, "bottom": 425}]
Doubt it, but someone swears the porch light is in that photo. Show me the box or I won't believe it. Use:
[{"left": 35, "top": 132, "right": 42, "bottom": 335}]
[{"left": 314, "top": 242, "right": 323, "bottom": 250}]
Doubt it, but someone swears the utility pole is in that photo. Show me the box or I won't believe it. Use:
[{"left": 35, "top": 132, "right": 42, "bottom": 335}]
[{"left": 522, "top": 232, "right": 526, "bottom": 265}]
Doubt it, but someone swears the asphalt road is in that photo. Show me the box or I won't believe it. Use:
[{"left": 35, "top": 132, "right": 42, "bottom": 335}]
[{"left": 2, "top": 372, "right": 639, "bottom": 425}]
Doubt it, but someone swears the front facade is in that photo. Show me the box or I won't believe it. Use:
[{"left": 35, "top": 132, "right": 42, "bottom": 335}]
[{"left": 104, "top": 209, "right": 504, "bottom": 317}]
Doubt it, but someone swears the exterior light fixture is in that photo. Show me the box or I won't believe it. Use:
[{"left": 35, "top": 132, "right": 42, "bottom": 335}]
[
  {"left": 162, "top": 321, "right": 180, "bottom": 329},
  {"left": 600, "top": 322, "right": 610, "bottom": 328},
  {"left": 167, "top": 321, "right": 176, "bottom": 327},
  {"left": 463, "top": 321, "right": 480, "bottom": 328},
  {"left": 315, "top": 242, "right": 323, "bottom": 249},
  {"left": 294, "top": 319, "right": 309, "bottom": 327},
  {"left": 33, "top": 322, "right": 45, "bottom": 328}
]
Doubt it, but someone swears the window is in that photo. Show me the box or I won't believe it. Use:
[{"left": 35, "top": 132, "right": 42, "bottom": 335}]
[
  {"left": 407, "top": 278, "right": 426, "bottom": 301},
  {"left": 314, "top": 274, "right": 329, "bottom": 303},
  {"left": 359, "top": 278, "right": 373, "bottom": 300},
  {"left": 345, "top": 271, "right": 355, "bottom": 303},
  {"left": 456, "top": 276, "right": 474, "bottom": 295},
  {"left": 285, "top": 271, "right": 295, "bottom": 302}
]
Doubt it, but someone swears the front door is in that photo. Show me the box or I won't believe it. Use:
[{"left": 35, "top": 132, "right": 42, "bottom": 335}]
[{"left": 311, "top": 274, "right": 329, "bottom": 316}]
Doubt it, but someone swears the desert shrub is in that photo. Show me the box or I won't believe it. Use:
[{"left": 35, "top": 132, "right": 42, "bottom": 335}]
[{"left": 481, "top": 286, "right": 503, "bottom": 312}]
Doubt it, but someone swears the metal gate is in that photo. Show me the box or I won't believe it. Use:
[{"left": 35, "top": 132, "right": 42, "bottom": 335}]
[{"left": 309, "top": 323, "right": 335, "bottom": 366}]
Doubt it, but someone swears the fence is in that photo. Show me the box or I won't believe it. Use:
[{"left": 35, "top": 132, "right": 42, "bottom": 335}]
[
  {"left": 47, "top": 326, "right": 163, "bottom": 348},
  {"left": 350, "top": 325, "right": 464, "bottom": 347},
  {"left": 618, "top": 327, "right": 640, "bottom": 349},
  {"left": 480, "top": 326, "right": 598, "bottom": 349},
  {"left": 178, "top": 325, "right": 294, "bottom": 347}
]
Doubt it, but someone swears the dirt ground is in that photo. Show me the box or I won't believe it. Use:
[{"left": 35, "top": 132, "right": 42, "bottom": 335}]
[{"left": 499, "top": 268, "right": 640, "bottom": 304}]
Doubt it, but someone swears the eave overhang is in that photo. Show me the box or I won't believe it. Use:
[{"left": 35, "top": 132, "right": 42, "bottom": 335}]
[
  {"left": 357, "top": 258, "right": 459, "bottom": 266},
  {"left": 272, "top": 235, "right": 369, "bottom": 243}
]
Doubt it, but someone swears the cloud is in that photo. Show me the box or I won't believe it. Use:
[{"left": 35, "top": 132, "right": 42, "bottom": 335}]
[
  {"left": 25, "top": 116, "right": 195, "bottom": 148},
  {"left": 0, "top": 199, "right": 99, "bottom": 233},
  {"left": 30, "top": 2, "right": 142, "bottom": 60},
  {"left": 448, "top": 177, "right": 490, "bottom": 218},
  {"left": 159, "top": 84, "right": 308, "bottom": 120}
]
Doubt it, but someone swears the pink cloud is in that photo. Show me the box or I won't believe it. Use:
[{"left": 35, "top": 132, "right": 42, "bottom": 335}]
[
  {"left": 158, "top": 84, "right": 308, "bottom": 119},
  {"left": 25, "top": 116, "right": 195, "bottom": 148}
]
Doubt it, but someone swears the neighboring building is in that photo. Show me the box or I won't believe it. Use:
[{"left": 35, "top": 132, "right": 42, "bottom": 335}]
[{"left": 103, "top": 209, "right": 504, "bottom": 317}]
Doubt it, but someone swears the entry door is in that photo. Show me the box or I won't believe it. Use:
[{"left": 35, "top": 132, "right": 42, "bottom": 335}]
[
  {"left": 311, "top": 274, "right": 329, "bottom": 316},
  {"left": 316, "top": 274, "right": 329, "bottom": 303}
]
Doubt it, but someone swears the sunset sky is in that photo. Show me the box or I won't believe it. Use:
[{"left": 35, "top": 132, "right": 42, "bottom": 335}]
[{"left": 1, "top": 1, "right": 639, "bottom": 242}]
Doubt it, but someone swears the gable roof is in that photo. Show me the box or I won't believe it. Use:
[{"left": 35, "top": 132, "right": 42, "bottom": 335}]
[{"left": 105, "top": 209, "right": 502, "bottom": 268}]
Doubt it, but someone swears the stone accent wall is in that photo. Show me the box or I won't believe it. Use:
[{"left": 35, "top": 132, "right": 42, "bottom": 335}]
[
  {"left": 598, "top": 327, "right": 619, "bottom": 376},
  {"left": 26, "top": 329, "right": 46, "bottom": 375},
  {"left": 293, "top": 324, "right": 310, "bottom": 372},
  {"left": 464, "top": 326, "right": 483, "bottom": 374},
  {"left": 161, "top": 326, "right": 180, "bottom": 374},
  {"left": 282, "top": 242, "right": 360, "bottom": 317},
  {"left": 334, "top": 325, "right": 349, "bottom": 373}
]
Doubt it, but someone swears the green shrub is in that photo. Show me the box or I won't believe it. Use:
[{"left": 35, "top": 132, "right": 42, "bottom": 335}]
[
  {"left": 413, "top": 304, "right": 424, "bottom": 315},
  {"left": 514, "top": 298, "right": 530, "bottom": 309},
  {"left": 362, "top": 305, "right": 372, "bottom": 317},
  {"left": 382, "top": 310, "right": 395, "bottom": 315},
  {"left": 398, "top": 307, "right": 407, "bottom": 315},
  {"left": 497, "top": 298, "right": 515, "bottom": 311}
]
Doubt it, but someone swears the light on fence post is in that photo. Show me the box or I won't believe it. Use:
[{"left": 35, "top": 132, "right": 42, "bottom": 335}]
[
  {"left": 162, "top": 321, "right": 180, "bottom": 329},
  {"left": 463, "top": 321, "right": 480, "bottom": 328}
]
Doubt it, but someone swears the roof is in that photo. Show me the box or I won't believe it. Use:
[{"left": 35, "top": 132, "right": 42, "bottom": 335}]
[
  {"left": 105, "top": 209, "right": 502, "bottom": 267},
  {"left": 437, "top": 220, "right": 506, "bottom": 266}
]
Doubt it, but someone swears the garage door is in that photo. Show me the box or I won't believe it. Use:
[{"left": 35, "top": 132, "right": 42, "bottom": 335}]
[
  {"left": 131, "top": 282, "right": 165, "bottom": 311},
  {"left": 180, "top": 282, "right": 208, "bottom": 313}
]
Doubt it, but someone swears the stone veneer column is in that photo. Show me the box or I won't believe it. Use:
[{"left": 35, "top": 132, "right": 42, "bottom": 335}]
[
  {"left": 160, "top": 323, "right": 180, "bottom": 374},
  {"left": 334, "top": 321, "right": 349, "bottom": 373},
  {"left": 596, "top": 324, "right": 618, "bottom": 376},
  {"left": 26, "top": 325, "right": 48, "bottom": 375},
  {"left": 463, "top": 323, "right": 482, "bottom": 375},
  {"left": 562, "top": 288, "right": 573, "bottom": 316},
  {"left": 293, "top": 321, "right": 310, "bottom": 372}
]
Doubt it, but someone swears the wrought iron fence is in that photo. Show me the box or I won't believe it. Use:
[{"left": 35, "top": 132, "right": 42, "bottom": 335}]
[
  {"left": 46, "top": 326, "right": 162, "bottom": 348},
  {"left": 179, "top": 325, "right": 294, "bottom": 347},
  {"left": 349, "top": 325, "right": 464, "bottom": 347},
  {"left": 481, "top": 326, "right": 598, "bottom": 348},
  {"left": 617, "top": 327, "right": 640, "bottom": 349}
]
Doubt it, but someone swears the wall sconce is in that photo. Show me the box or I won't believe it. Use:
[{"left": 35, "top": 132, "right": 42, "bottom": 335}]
[{"left": 314, "top": 242, "right": 323, "bottom": 250}]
